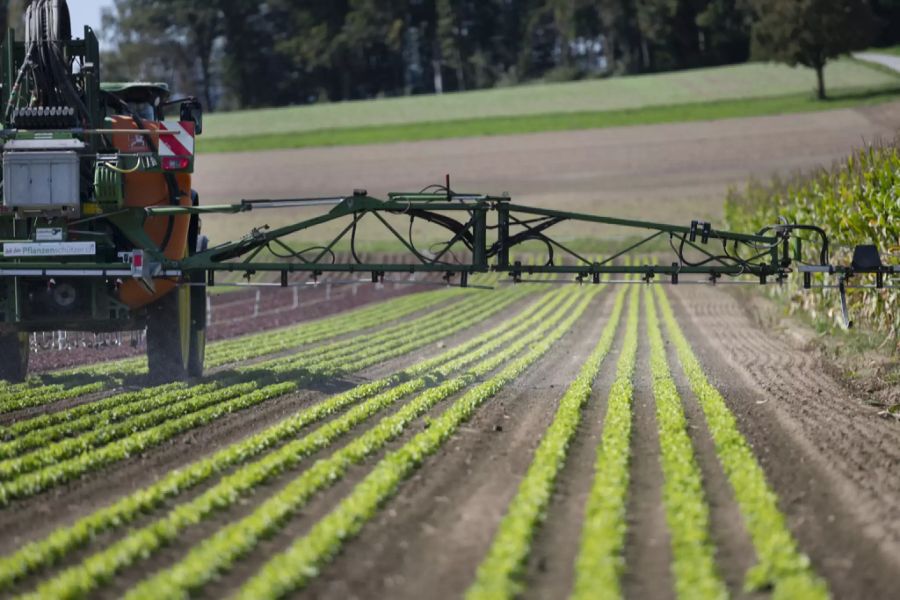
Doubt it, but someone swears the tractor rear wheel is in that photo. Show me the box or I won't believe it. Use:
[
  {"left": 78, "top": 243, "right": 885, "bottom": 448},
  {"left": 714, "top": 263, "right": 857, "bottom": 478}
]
[
  {"left": 146, "top": 283, "right": 206, "bottom": 383},
  {"left": 188, "top": 281, "right": 207, "bottom": 378},
  {"left": 0, "top": 333, "right": 29, "bottom": 383},
  {"left": 146, "top": 285, "right": 192, "bottom": 383}
]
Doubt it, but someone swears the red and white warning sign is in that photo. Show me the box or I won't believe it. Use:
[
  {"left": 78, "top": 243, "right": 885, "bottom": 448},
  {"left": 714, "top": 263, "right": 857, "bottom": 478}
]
[{"left": 157, "top": 121, "right": 195, "bottom": 157}]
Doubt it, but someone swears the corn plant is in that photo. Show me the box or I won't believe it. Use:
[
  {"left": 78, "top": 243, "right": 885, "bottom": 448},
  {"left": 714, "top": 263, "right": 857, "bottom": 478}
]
[{"left": 725, "top": 143, "right": 899, "bottom": 350}]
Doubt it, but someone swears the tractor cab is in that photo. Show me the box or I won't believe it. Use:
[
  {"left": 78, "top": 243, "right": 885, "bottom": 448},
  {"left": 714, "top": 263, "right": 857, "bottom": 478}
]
[{"left": 101, "top": 82, "right": 171, "bottom": 122}]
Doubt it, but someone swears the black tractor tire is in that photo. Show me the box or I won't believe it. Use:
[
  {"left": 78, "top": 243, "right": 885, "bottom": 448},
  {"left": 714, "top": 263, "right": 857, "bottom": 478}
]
[
  {"left": 146, "top": 287, "right": 191, "bottom": 383},
  {"left": 147, "top": 191, "right": 208, "bottom": 383},
  {"left": 188, "top": 279, "right": 207, "bottom": 378},
  {"left": 0, "top": 333, "right": 29, "bottom": 383}
]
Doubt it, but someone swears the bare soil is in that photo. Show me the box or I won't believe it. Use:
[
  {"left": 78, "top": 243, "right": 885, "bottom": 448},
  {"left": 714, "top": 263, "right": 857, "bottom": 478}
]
[
  {"left": 195, "top": 104, "right": 900, "bottom": 244},
  {"left": 621, "top": 315, "right": 676, "bottom": 600}
]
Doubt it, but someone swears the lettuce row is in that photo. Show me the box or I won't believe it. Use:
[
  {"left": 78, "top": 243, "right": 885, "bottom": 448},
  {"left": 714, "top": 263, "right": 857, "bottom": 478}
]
[
  {"left": 0, "top": 288, "right": 531, "bottom": 506},
  {"left": 1, "top": 287, "right": 521, "bottom": 462},
  {"left": 653, "top": 286, "right": 828, "bottom": 599},
  {"left": 0, "top": 382, "right": 105, "bottom": 415},
  {"left": 646, "top": 288, "right": 727, "bottom": 599},
  {"left": 0, "top": 382, "right": 187, "bottom": 440},
  {"left": 35, "top": 288, "right": 591, "bottom": 599},
  {"left": 466, "top": 284, "right": 629, "bottom": 600},
  {"left": 205, "top": 286, "right": 466, "bottom": 367},
  {"left": 0, "top": 287, "right": 458, "bottom": 412},
  {"left": 0, "top": 383, "right": 235, "bottom": 476},
  {"left": 571, "top": 285, "right": 641, "bottom": 599},
  {"left": 0, "top": 382, "right": 296, "bottom": 506}
]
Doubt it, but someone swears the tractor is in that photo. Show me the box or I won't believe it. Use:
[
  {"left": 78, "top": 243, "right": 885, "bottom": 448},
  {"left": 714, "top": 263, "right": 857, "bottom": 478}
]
[{"left": 0, "top": 0, "right": 205, "bottom": 382}]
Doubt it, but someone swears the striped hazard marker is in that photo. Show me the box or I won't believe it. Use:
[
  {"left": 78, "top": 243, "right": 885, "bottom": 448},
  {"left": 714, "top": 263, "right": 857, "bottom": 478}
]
[{"left": 158, "top": 121, "right": 195, "bottom": 157}]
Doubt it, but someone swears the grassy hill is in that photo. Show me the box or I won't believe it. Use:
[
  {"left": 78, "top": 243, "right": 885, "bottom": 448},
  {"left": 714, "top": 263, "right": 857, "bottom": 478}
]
[{"left": 201, "top": 59, "right": 899, "bottom": 153}]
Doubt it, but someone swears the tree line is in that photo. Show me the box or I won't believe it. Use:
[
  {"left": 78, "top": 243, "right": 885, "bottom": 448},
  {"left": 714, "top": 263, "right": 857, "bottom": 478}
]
[{"left": 2, "top": 1, "right": 898, "bottom": 110}]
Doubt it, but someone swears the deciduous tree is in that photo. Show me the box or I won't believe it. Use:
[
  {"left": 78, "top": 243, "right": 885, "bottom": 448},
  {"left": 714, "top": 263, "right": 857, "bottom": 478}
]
[{"left": 750, "top": 0, "right": 876, "bottom": 99}]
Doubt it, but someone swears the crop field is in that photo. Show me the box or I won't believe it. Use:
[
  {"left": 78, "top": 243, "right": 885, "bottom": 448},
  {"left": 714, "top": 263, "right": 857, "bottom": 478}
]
[
  {"left": 1, "top": 264, "right": 897, "bottom": 599},
  {"left": 2, "top": 61, "right": 898, "bottom": 598}
]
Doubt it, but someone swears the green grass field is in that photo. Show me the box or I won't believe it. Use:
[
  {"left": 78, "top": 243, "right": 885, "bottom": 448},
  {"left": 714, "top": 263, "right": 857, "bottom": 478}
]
[{"left": 200, "top": 59, "right": 899, "bottom": 153}]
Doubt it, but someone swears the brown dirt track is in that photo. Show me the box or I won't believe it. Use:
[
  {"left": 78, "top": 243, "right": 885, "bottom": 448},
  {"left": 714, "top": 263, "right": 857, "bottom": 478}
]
[
  {"left": 195, "top": 102, "right": 900, "bottom": 243},
  {"left": 2, "top": 105, "right": 899, "bottom": 599}
]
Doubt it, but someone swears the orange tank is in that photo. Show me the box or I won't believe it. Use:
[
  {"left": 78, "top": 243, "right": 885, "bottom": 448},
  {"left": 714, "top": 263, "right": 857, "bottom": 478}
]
[{"left": 109, "top": 116, "right": 192, "bottom": 309}]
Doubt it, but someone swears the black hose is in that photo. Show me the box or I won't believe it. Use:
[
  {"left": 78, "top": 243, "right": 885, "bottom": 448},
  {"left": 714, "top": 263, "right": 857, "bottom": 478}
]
[{"left": 22, "top": 0, "right": 90, "bottom": 123}]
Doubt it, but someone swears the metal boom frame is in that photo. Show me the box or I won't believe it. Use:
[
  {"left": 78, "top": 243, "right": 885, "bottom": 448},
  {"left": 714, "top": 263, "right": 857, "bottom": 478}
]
[
  {"left": 152, "top": 191, "right": 793, "bottom": 284},
  {"left": 0, "top": 190, "right": 895, "bottom": 311}
]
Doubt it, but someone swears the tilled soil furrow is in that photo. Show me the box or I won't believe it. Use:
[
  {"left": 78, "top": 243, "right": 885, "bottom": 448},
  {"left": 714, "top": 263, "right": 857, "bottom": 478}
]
[
  {"left": 668, "top": 285, "right": 900, "bottom": 599},
  {"left": 677, "top": 292, "right": 900, "bottom": 456},
  {"left": 661, "top": 302, "right": 761, "bottom": 599},
  {"left": 519, "top": 303, "right": 627, "bottom": 600},
  {"left": 621, "top": 310, "right": 675, "bottom": 600},
  {"left": 292, "top": 291, "right": 614, "bottom": 600},
  {"left": 678, "top": 292, "right": 900, "bottom": 535},
  {"left": 726, "top": 332, "right": 893, "bottom": 447}
]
